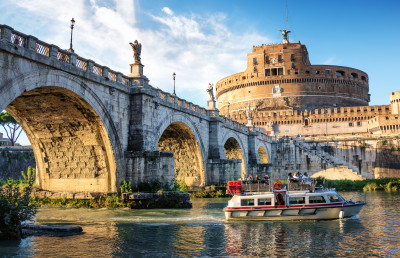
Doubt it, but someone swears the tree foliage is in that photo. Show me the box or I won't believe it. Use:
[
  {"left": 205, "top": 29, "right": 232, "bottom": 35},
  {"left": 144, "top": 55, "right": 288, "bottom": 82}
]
[
  {"left": 0, "top": 170, "right": 37, "bottom": 239},
  {"left": 0, "top": 111, "right": 23, "bottom": 146}
]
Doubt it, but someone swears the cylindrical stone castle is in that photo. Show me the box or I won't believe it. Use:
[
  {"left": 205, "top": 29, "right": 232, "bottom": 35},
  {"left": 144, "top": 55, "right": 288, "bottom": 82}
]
[{"left": 216, "top": 41, "right": 369, "bottom": 119}]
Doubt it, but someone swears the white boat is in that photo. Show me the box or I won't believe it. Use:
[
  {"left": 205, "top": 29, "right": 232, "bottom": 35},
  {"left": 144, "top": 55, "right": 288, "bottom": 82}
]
[{"left": 224, "top": 180, "right": 366, "bottom": 221}]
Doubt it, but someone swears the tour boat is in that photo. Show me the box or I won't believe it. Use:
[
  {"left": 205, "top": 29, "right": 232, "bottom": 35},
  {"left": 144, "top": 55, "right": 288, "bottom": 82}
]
[{"left": 224, "top": 180, "right": 366, "bottom": 221}]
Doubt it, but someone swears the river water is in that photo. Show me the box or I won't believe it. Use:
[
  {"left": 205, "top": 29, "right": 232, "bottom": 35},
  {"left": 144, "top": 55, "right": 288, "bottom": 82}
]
[{"left": 1, "top": 192, "right": 399, "bottom": 257}]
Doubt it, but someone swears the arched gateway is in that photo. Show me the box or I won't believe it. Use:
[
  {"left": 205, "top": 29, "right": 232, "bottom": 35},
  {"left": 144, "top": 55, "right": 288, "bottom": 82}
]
[{"left": 0, "top": 70, "right": 122, "bottom": 193}]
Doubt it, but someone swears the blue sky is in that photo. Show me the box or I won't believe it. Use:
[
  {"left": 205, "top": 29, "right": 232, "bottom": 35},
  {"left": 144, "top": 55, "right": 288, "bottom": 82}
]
[{"left": 1, "top": 0, "right": 400, "bottom": 145}]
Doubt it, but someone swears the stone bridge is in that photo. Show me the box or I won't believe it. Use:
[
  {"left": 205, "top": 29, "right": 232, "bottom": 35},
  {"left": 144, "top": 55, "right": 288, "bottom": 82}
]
[{"left": 0, "top": 25, "right": 273, "bottom": 193}]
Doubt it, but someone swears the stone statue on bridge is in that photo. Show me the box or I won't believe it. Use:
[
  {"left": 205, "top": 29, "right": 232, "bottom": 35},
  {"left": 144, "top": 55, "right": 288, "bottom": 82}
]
[
  {"left": 207, "top": 83, "right": 215, "bottom": 101},
  {"left": 279, "top": 29, "right": 291, "bottom": 44},
  {"left": 129, "top": 40, "right": 141, "bottom": 63}
]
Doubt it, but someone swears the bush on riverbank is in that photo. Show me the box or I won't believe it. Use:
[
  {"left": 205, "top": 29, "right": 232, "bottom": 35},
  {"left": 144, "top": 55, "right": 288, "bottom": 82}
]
[
  {"left": 316, "top": 178, "right": 400, "bottom": 192},
  {"left": 191, "top": 189, "right": 227, "bottom": 198},
  {"left": 0, "top": 177, "right": 37, "bottom": 239},
  {"left": 32, "top": 191, "right": 192, "bottom": 209}
]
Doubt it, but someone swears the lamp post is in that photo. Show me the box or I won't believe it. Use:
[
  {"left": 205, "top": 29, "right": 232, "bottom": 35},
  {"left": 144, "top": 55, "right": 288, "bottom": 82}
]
[
  {"left": 69, "top": 18, "right": 75, "bottom": 53},
  {"left": 172, "top": 72, "right": 176, "bottom": 96}
]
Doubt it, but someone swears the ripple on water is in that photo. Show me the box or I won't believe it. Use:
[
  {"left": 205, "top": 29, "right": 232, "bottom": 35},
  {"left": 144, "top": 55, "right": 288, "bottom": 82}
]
[{"left": 1, "top": 193, "right": 399, "bottom": 257}]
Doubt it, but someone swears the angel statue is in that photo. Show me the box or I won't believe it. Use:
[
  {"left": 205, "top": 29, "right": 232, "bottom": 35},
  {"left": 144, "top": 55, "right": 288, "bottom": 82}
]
[
  {"left": 207, "top": 83, "right": 215, "bottom": 100},
  {"left": 279, "top": 29, "right": 291, "bottom": 44},
  {"left": 246, "top": 104, "right": 252, "bottom": 119},
  {"left": 129, "top": 40, "right": 141, "bottom": 63}
]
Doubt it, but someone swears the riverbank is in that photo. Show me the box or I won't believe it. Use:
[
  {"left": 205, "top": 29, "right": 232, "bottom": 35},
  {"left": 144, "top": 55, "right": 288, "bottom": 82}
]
[
  {"left": 320, "top": 178, "right": 400, "bottom": 192},
  {"left": 31, "top": 191, "right": 192, "bottom": 209}
]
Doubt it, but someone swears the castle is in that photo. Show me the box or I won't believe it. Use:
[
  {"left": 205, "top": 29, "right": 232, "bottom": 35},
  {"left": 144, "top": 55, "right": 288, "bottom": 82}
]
[{"left": 215, "top": 32, "right": 398, "bottom": 138}]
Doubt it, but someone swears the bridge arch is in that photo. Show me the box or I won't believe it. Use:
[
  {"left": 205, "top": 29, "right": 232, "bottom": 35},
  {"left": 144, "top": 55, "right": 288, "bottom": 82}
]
[
  {"left": 221, "top": 132, "right": 247, "bottom": 177},
  {"left": 155, "top": 113, "right": 206, "bottom": 187},
  {"left": 255, "top": 142, "right": 270, "bottom": 164},
  {"left": 0, "top": 70, "right": 123, "bottom": 193}
]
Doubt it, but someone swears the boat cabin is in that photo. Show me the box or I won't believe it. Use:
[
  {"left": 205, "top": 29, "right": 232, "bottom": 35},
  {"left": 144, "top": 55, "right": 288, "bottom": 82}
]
[{"left": 229, "top": 190, "right": 345, "bottom": 209}]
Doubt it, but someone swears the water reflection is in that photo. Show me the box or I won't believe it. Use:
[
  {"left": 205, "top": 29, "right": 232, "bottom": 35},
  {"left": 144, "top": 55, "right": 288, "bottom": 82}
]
[{"left": 0, "top": 193, "right": 399, "bottom": 256}]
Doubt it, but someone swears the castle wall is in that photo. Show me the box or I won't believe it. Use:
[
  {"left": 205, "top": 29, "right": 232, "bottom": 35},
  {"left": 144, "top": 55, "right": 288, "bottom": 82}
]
[{"left": 270, "top": 136, "right": 400, "bottom": 180}]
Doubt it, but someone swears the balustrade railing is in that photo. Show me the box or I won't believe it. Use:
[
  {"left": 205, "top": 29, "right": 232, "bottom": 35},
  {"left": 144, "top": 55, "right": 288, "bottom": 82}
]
[
  {"left": 108, "top": 71, "right": 116, "bottom": 81},
  {"left": 0, "top": 24, "right": 274, "bottom": 139},
  {"left": 11, "top": 33, "right": 25, "bottom": 46},
  {"left": 76, "top": 58, "right": 87, "bottom": 70},
  {"left": 35, "top": 42, "right": 49, "bottom": 56},
  {"left": 92, "top": 65, "right": 102, "bottom": 76},
  {"left": 122, "top": 76, "right": 129, "bottom": 85},
  {"left": 57, "top": 51, "right": 70, "bottom": 63}
]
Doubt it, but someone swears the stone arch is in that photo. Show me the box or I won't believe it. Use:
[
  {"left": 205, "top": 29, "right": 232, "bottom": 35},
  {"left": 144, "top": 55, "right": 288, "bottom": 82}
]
[
  {"left": 155, "top": 115, "right": 205, "bottom": 187},
  {"left": 257, "top": 146, "right": 269, "bottom": 164},
  {"left": 0, "top": 70, "right": 122, "bottom": 193},
  {"left": 221, "top": 132, "right": 247, "bottom": 177}
]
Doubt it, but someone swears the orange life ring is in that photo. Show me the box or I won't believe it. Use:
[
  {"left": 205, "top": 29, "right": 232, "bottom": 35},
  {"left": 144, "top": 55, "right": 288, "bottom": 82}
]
[{"left": 274, "top": 181, "right": 283, "bottom": 190}]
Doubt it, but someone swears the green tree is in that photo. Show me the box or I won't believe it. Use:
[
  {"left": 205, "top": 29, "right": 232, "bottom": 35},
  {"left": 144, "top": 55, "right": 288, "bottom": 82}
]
[
  {"left": 0, "top": 111, "right": 23, "bottom": 146},
  {"left": 0, "top": 175, "right": 37, "bottom": 239}
]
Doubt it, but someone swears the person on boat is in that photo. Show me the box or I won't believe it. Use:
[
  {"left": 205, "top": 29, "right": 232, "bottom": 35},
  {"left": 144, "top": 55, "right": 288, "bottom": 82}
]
[
  {"left": 263, "top": 173, "right": 270, "bottom": 183},
  {"left": 247, "top": 174, "right": 253, "bottom": 183},
  {"left": 302, "top": 172, "right": 312, "bottom": 185},
  {"left": 255, "top": 175, "right": 261, "bottom": 182},
  {"left": 293, "top": 172, "right": 301, "bottom": 182},
  {"left": 287, "top": 173, "right": 294, "bottom": 182}
]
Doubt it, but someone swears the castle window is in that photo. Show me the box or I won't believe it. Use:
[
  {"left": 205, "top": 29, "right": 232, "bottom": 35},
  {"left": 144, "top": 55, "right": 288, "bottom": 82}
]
[
  {"left": 361, "top": 76, "right": 366, "bottom": 81},
  {"left": 357, "top": 122, "right": 361, "bottom": 126},
  {"left": 265, "top": 67, "right": 284, "bottom": 77},
  {"left": 291, "top": 54, "right": 295, "bottom": 61},
  {"left": 336, "top": 71, "right": 345, "bottom": 77},
  {"left": 305, "top": 71, "right": 310, "bottom": 74},
  {"left": 349, "top": 122, "right": 354, "bottom": 127},
  {"left": 351, "top": 73, "right": 358, "bottom": 79},
  {"left": 254, "top": 66, "right": 257, "bottom": 71},
  {"left": 287, "top": 70, "right": 291, "bottom": 75},
  {"left": 253, "top": 58, "right": 257, "bottom": 64},
  {"left": 266, "top": 56, "right": 269, "bottom": 63},
  {"left": 326, "top": 69, "right": 331, "bottom": 75},
  {"left": 242, "top": 76, "right": 246, "bottom": 80},
  {"left": 278, "top": 55, "right": 282, "bottom": 62}
]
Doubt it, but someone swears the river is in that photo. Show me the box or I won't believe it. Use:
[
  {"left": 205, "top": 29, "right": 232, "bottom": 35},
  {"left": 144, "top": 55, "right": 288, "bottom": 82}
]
[{"left": 1, "top": 192, "right": 399, "bottom": 257}]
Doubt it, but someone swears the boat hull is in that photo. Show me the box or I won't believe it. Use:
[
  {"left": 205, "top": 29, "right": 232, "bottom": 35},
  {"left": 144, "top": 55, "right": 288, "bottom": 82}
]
[{"left": 224, "top": 202, "right": 365, "bottom": 221}]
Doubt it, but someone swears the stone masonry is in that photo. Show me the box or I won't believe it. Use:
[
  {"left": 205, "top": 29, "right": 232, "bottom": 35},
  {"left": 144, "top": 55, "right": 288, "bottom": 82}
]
[{"left": 0, "top": 25, "right": 272, "bottom": 193}]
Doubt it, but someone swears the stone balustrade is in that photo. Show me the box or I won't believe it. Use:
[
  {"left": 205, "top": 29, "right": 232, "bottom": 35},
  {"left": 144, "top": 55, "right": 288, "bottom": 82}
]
[{"left": 0, "top": 24, "right": 271, "bottom": 140}]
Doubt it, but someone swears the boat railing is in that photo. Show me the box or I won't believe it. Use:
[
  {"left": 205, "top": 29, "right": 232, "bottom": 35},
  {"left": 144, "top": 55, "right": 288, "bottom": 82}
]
[
  {"left": 287, "top": 181, "right": 314, "bottom": 191},
  {"left": 241, "top": 181, "right": 272, "bottom": 192}
]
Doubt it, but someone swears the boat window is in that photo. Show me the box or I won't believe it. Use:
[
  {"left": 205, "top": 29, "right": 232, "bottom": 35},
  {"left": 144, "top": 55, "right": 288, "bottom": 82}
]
[
  {"left": 289, "top": 197, "right": 305, "bottom": 205},
  {"left": 241, "top": 199, "right": 255, "bottom": 206},
  {"left": 309, "top": 196, "right": 326, "bottom": 204},
  {"left": 258, "top": 198, "right": 272, "bottom": 206},
  {"left": 328, "top": 195, "right": 343, "bottom": 203}
]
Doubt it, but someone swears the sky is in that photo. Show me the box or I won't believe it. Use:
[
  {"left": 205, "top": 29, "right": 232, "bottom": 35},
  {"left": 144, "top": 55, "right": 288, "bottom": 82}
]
[{"left": 1, "top": 0, "right": 400, "bottom": 145}]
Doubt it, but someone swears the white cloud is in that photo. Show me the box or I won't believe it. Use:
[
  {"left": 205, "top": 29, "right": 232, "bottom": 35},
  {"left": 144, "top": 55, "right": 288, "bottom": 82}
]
[
  {"left": 162, "top": 7, "right": 174, "bottom": 15},
  {"left": 1, "top": 0, "right": 270, "bottom": 107}
]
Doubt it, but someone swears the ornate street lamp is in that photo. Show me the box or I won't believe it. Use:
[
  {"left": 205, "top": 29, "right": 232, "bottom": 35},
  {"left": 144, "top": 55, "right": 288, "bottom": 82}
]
[
  {"left": 69, "top": 18, "right": 75, "bottom": 53},
  {"left": 228, "top": 102, "right": 230, "bottom": 118},
  {"left": 172, "top": 72, "right": 176, "bottom": 96}
]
